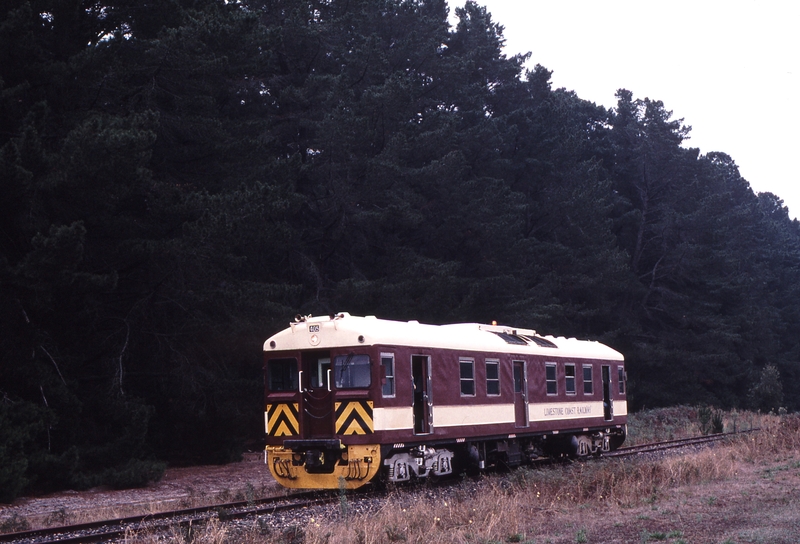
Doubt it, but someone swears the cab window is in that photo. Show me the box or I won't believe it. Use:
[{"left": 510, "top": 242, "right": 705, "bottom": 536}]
[
  {"left": 335, "top": 354, "right": 371, "bottom": 388},
  {"left": 311, "top": 358, "right": 331, "bottom": 389},
  {"left": 267, "top": 358, "right": 298, "bottom": 391}
]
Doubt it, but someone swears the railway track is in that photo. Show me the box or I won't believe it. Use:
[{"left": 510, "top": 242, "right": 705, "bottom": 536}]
[
  {"left": 605, "top": 428, "right": 760, "bottom": 458},
  {"left": 1, "top": 429, "right": 760, "bottom": 543},
  {"left": 0, "top": 491, "right": 337, "bottom": 544}
]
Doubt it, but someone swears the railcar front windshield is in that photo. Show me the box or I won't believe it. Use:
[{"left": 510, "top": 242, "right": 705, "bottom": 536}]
[
  {"left": 267, "top": 358, "right": 298, "bottom": 391},
  {"left": 334, "top": 353, "right": 371, "bottom": 388}
]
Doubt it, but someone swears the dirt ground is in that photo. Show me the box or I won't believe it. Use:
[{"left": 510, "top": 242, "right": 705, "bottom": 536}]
[{"left": 0, "top": 452, "right": 283, "bottom": 532}]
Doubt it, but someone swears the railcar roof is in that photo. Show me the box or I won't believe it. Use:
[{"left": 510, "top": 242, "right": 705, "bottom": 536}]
[{"left": 264, "top": 313, "right": 623, "bottom": 361}]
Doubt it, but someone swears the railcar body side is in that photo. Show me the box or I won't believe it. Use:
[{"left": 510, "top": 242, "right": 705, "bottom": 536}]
[{"left": 263, "top": 313, "right": 627, "bottom": 489}]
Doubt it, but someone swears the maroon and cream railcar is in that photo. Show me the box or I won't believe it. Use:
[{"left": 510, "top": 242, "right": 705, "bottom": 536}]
[{"left": 263, "top": 313, "right": 627, "bottom": 489}]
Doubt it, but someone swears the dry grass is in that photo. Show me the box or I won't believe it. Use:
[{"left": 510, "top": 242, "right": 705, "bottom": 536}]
[
  {"left": 295, "top": 452, "right": 741, "bottom": 544},
  {"left": 126, "top": 410, "right": 800, "bottom": 544},
  {"left": 7, "top": 410, "right": 797, "bottom": 542}
]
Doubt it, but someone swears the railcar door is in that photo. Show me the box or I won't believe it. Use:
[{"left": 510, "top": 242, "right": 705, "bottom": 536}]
[
  {"left": 301, "top": 351, "right": 333, "bottom": 438},
  {"left": 412, "top": 355, "right": 432, "bottom": 434},
  {"left": 513, "top": 360, "right": 529, "bottom": 427},
  {"left": 602, "top": 365, "right": 612, "bottom": 421}
]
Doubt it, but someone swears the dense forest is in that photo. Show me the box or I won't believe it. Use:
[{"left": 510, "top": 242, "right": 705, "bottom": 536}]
[{"left": 1, "top": 0, "right": 798, "bottom": 501}]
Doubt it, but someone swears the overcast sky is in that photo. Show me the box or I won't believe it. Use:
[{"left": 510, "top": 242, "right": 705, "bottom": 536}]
[{"left": 465, "top": 0, "right": 800, "bottom": 218}]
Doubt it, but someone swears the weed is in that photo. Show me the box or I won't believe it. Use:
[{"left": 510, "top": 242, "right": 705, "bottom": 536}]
[
  {"left": 385, "top": 525, "right": 407, "bottom": 542},
  {"left": 44, "top": 507, "right": 71, "bottom": 526},
  {"left": 214, "top": 506, "right": 231, "bottom": 521},
  {"left": 245, "top": 482, "right": 256, "bottom": 506},
  {"left": 257, "top": 516, "right": 272, "bottom": 536},
  {"left": 283, "top": 525, "right": 304, "bottom": 544},
  {"left": 644, "top": 489, "right": 659, "bottom": 505},
  {"left": 338, "top": 477, "right": 350, "bottom": 518},
  {"left": 0, "top": 513, "right": 30, "bottom": 533},
  {"left": 698, "top": 406, "right": 724, "bottom": 435},
  {"left": 576, "top": 528, "right": 588, "bottom": 543}
]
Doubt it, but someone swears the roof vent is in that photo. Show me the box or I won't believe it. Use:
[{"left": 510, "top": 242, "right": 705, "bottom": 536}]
[{"left": 490, "top": 331, "right": 528, "bottom": 345}]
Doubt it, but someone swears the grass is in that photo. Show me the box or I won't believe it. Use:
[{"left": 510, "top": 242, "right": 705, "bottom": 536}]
[
  {"left": 120, "top": 408, "right": 799, "bottom": 543},
  {"left": 5, "top": 408, "right": 799, "bottom": 543},
  {"left": 290, "top": 410, "right": 798, "bottom": 544}
]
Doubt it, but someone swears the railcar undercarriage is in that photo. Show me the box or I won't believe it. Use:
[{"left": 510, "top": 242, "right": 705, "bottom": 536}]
[
  {"left": 267, "top": 427, "right": 626, "bottom": 489},
  {"left": 383, "top": 446, "right": 455, "bottom": 482}
]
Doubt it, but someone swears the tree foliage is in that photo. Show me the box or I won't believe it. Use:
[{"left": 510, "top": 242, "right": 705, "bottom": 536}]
[{"left": 2, "top": 0, "right": 799, "bottom": 501}]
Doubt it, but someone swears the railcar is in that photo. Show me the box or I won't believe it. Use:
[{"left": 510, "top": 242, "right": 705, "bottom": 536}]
[{"left": 263, "top": 313, "right": 627, "bottom": 489}]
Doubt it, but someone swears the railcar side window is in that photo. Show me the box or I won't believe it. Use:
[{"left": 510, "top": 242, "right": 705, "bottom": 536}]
[
  {"left": 565, "top": 364, "right": 576, "bottom": 394},
  {"left": 514, "top": 362, "right": 524, "bottom": 393},
  {"left": 486, "top": 359, "right": 500, "bottom": 396},
  {"left": 583, "top": 365, "right": 593, "bottom": 394},
  {"left": 267, "top": 358, "right": 298, "bottom": 391},
  {"left": 545, "top": 363, "right": 557, "bottom": 395},
  {"left": 460, "top": 358, "right": 475, "bottom": 396},
  {"left": 381, "top": 353, "right": 395, "bottom": 397},
  {"left": 618, "top": 366, "right": 626, "bottom": 394},
  {"left": 334, "top": 354, "right": 371, "bottom": 389}
]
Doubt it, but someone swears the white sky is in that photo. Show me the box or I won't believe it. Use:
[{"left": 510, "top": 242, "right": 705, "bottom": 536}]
[{"left": 465, "top": 1, "right": 800, "bottom": 218}]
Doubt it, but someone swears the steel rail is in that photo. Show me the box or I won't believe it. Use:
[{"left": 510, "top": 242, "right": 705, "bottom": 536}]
[
  {"left": 0, "top": 491, "right": 336, "bottom": 544},
  {"left": 604, "top": 428, "right": 760, "bottom": 458},
  {"left": 1, "top": 429, "right": 762, "bottom": 542}
]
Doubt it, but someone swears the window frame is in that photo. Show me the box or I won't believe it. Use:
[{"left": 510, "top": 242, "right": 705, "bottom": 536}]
[
  {"left": 333, "top": 353, "right": 372, "bottom": 389},
  {"left": 618, "top": 366, "right": 626, "bottom": 394},
  {"left": 545, "top": 362, "right": 558, "bottom": 395},
  {"left": 583, "top": 364, "right": 594, "bottom": 395},
  {"left": 565, "top": 363, "right": 576, "bottom": 395},
  {"left": 381, "top": 352, "right": 395, "bottom": 397},
  {"left": 460, "top": 357, "right": 476, "bottom": 397},
  {"left": 267, "top": 357, "right": 298, "bottom": 392},
  {"left": 513, "top": 360, "right": 525, "bottom": 393},
  {"left": 485, "top": 359, "right": 500, "bottom": 396}
]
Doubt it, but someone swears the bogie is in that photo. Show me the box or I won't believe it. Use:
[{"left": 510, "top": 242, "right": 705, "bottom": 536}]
[{"left": 383, "top": 446, "right": 455, "bottom": 482}]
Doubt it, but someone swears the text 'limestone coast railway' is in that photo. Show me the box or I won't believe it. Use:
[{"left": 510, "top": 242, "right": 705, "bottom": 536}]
[{"left": 263, "top": 313, "right": 628, "bottom": 489}]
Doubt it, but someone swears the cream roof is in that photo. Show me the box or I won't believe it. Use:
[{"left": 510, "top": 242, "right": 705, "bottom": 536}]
[{"left": 264, "top": 313, "right": 623, "bottom": 361}]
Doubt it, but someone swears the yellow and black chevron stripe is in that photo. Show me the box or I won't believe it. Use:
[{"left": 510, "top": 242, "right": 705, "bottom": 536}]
[
  {"left": 266, "top": 403, "right": 299, "bottom": 437},
  {"left": 334, "top": 400, "right": 374, "bottom": 435}
]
